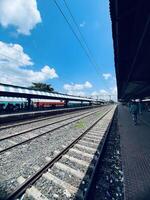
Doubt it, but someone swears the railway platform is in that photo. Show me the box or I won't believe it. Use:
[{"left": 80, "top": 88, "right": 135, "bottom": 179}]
[{"left": 118, "top": 104, "right": 150, "bottom": 200}]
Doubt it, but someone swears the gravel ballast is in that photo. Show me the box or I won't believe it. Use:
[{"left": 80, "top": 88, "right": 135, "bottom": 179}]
[
  {"left": 0, "top": 108, "right": 104, "bottom": 151},
  {"left": 88, "top": 109, "right": 124, "bottom": 200},
  {"left": 0, "top": 106, "right": 112, "bottom": 199},
  {"left": 20, "top": 107, "right": 116, "bottom": 200},
  {"left": 0, "top": 108, "right": 99, "bottom": 140}
]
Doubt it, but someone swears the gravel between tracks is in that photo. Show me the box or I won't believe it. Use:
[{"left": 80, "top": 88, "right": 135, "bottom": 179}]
[
  {"left": 89, "top": 109, "right": 124, "bottom": 200},
  {"left": 0, "top": 107, "right": 111, "bottom": 199},
  {"left": 0, "top": 108, "right": 105, "bottom": 150},
  {"left": 22, "top": 107, "right": 115, "bottom": 200},
  {"left": 0, "top": 108, "right": 100, "bottom": 139}
]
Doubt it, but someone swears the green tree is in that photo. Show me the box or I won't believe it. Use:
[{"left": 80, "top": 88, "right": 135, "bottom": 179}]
[{"left": 29, "top": 82, "right": 54, "bottom": 92}]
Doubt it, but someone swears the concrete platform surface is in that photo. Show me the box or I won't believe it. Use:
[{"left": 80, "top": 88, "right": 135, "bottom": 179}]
[{"left": 118, "top": 105, "right": 150, "bottom": 200}]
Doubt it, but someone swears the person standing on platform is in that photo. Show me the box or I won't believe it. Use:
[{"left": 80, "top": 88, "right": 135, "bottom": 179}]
[
  {"left": 130, "top": 101, "right": 139, "bottom": 125},
  {"left": 139, "top": 100, "right": 143, "bottom": 115},
  {"left": 128, "top": 101, "right": 132, "bottom": 113}
]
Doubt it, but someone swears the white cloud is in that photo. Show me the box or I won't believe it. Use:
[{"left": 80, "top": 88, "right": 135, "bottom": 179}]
[
  {"left": 102, "top": 73, "right": 112, "bottom": 80},
  {"left": 64, "top": 81, "right": 92, "bottom": 96},
  {"left": 91, "top": 89, "right": 108, "bottom": 97},
  {"left": 41, "top": 65, "right": 58, "bottom": 79},
  {"left": 91, "top": 87, "right": 117, "bottom": 101},
  {"left": 0, "top": 41, "right": 33, "bottom": 67},
  {"left": 64, "top": 81, "right": 92, "bottom": 91},
  {"left": 0, "top": 41, "right": 58, "bottom": 86},
  {"left": 79, "top": 21, "right": 86, "bottom": 27},
  {"left": 0, "top": 0, "right": 41, "bottom": 35}
]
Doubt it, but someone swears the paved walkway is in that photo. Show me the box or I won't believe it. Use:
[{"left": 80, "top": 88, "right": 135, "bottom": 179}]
[{"left": 118, "top": 105, "right": 150, "bottom": 200}]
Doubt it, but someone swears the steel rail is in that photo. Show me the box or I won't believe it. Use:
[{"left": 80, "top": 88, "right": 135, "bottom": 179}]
[
  {"left": 0, "top": 108, "right": 106, "bottom": 154},
  {"left": 0, "top": 108, "right": 99, "bottom": 142},
  {"left": 6, "top": 107, "right": 113, "bottom": 200},
  {"left": 0, "top": 106, "right": 95, "bottom": 131},
  {"left": 85, "top": 108, "right": 116, "bottom": 199}
]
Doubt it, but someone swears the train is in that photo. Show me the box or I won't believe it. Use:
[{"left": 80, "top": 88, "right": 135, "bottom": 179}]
[
  {"left": 33, "top": 99, "right": 65, "bottom": 108},
  {"left": 0, "top": 97, "right": 90, "bottom": 113}
]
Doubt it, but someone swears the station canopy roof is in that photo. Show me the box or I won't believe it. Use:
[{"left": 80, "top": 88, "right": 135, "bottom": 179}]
[
  {"left": 110, "top": 0, "right": 150, "bottom": 100},
  {"left": 0, "top": 83, "right": 93, "bottom": 102}
]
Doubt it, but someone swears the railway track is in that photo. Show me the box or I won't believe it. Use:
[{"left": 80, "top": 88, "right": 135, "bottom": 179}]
[
  {"left": 0, "top": 106, "right": 95, "bottom": 131},
  {"left": 5, "top": 106, "right": 116, "bottom": 200},
  {"left": 0, "top": 107, "right": 107, "bottom": 154},
  {"left": 0, "top": 107, "right": 100, "bottom": 140}
]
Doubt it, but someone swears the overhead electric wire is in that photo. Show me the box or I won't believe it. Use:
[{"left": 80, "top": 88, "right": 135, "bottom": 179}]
[
  {"left": 53, "top": 0, "right": 111, "bottom": 93},
  {"left": 63, "top": 0, "right": 112, "bottom": 93},
  {"left": 62, "top": 0, "right": 100, "bottom": 73},
  {"left": 0, "top": 1, "right": 112, "bottom": 98},
  {"left": 53, "top": 0, "right": 101, "bottom": 76}
]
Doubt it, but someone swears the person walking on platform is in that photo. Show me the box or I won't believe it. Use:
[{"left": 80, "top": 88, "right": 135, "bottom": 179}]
[
  {"left": 128, "top": 101, "right": 132, "bottom": 113},
  {"left": 139, "top": 100, "right": 143, "bottom": 115},
  {"left": 130, "top": 101, "right": 139, "bottom": 125}
]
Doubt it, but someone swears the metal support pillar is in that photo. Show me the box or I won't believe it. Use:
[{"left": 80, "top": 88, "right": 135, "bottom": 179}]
[
  {"left": 27, "top": 98, "right": 31, "bottom": 110},
  {"left": 64, "top": 100, "right": 69, "bottom": 108},
  {"left": 89, "top": 101, "right": 92, "bottom": 106}
]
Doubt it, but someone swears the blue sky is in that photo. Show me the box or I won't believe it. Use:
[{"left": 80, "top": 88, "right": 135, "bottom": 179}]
[{"left": 0, "top": 0, "right": 117, "bottom": 100}]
